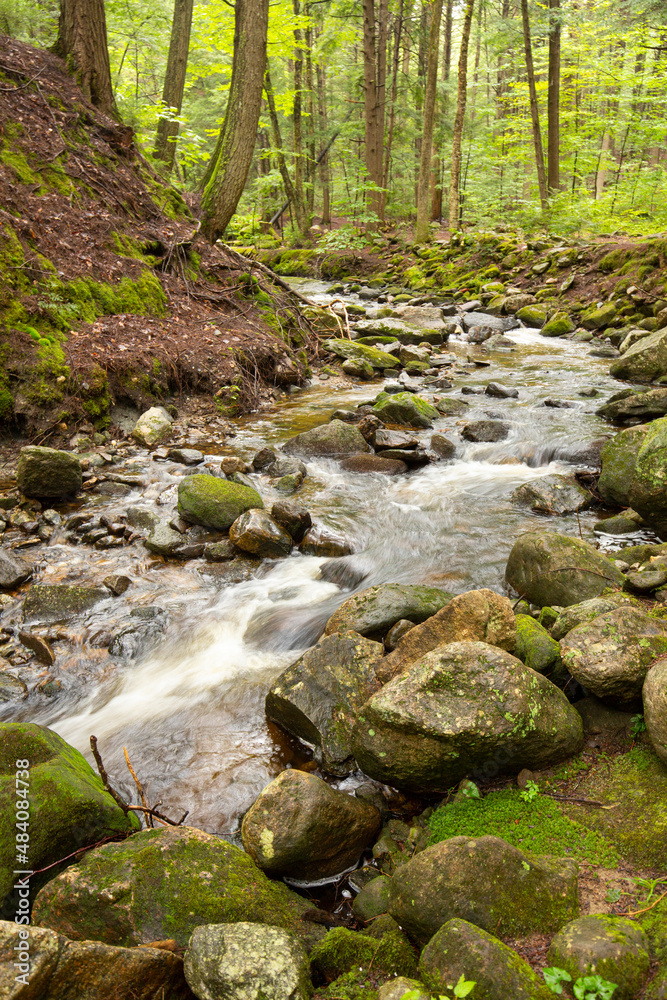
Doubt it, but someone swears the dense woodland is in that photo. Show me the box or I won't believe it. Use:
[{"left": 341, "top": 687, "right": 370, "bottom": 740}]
[{"left": 2, "top": 0, "right": 667, "bottom": 242}]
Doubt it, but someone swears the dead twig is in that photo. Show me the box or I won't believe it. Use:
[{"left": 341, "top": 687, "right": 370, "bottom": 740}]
[
  {"left": 90, "top": 735, "right": 130, "bottom": 814},
  {"left": 624, "top": 889, "right": 667, "bottom": 917},
  {"left": 124, "top": 746, "right": 153, "bottom": 828}
]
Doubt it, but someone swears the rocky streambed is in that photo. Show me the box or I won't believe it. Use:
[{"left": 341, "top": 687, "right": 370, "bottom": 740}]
[{"left": 1, "top": 277, "right": 667, "bottom": 1000}]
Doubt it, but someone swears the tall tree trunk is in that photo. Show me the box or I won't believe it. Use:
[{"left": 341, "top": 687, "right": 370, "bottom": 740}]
[
  {"left": 264, "top": 67, "right": 310, "bottom": 234},
  {"left": 382, "top": 0, "right": 405, "bottom": 215},
  {"left": 363, "top": 0, "right": 388, "bottom": 220},
  {"left": 316, "top": 63, "right": 331, "bottom": 224},
  {"left": 430, "top": 0, "right": 451, "bottom": 220},
  {"left": 305, "top": 17, "right": 316, "bottom": 214},
  {"left": 154, "top": 0, "right": 194, "bottom": 172},
  {"left": 448, "top": 0, "right": 474, "bottom": 230},
  {"left": 521, "top": 0, "right": 548, "bottom": 210},
  {"left": 293, "top": 0, "right": 306, "bottom": 220},
  {"left": 414, "top": 0, "right": 429, "bottom": 200},
  {"left": 200, "top": 0, "right": 269, "bottom": 241},
  {"left": 547, "top": 0, "right": 561, "bottom": 193},
  {"left": 54, "top": 0, "right": 117, "bottom": 116},
  {"left": 416, "top": 0, "right": 445, "bottom": 242}
]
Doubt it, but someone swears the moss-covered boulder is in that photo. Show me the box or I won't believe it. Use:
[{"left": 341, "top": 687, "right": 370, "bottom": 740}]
[
  {"left": 582, "top": 301, "right": 617, "bottom": 330},
  {"left": 323, "top": 584, "right": 453, "bottom": 640},
  {"left": 349, "top": 641, "right": 583, "bottom": 792},
  {"left": 0, "top": 723, "right": 139, "bottom": 916},
  {"left": 310, "top": 926, "right": 417, "bottom": 983},
  {"left": 505, "top": 530, "right": 625, "bottom": 607},
  {"left": 352, "top": 875, "right": 391, "bottom": 922},
  {"left": 541, "top": 312, "right": 575, "bottom": 338},
  {"left": 371, "top": 392, "right": 439, "bottom": 429},
  {"left": 511, "top": 474, "right": 593, "bottom": 515},
  {"left": 184, "top": 923, "right": 312, "bottom": 1000},
  {"left": 177, "top": 474, "right": 263, "bottom": 531},
  {"left": 516, "top": 304, "right": 546, "bottom": 327},
  {"left": 240, "top": 769, "right": 380, "bottom": 881},
  {"left": 598, "top": 424, "right": 649, "bottom": 506},
  {"left": 419, "top": 918, "right": 553, "bottom": 1000},
  {"left": 283, "top": 420, "right": 372, "bottom": 459},
  {"left": 610, "top": 327, "right": 667, "bottom": 382},
  {"left": 266, "top": 631, "right": 383, "bottom": 775},
  {"left": 16, "top": 446, "right": 82, "bottom": 498},
  {"left": 560, "top": 607, "right": 667, "bottom": 705},
  {"left": 644, "top": 656, "right": 667, "bottom": 765},
  {"left": 626, "top": 416, "right": 667, "bottom": 535},
  {"left": 131, "top": 406, "right": 173, "bottom": 447},
  {"left": 22, "top": 584, "right": 109, "bottom": 624},
  {"left": 547, "top": 915, "right": 650, "bottom": 1000},
  {"left": 342, "top": 357, "right": 375, "bottom": 380},
  {"left": 597, "top": 387, "right": 667, "bottom": 424},
  {"left": 32, "top": 826, "right": 321, "bottom": 950},
  {"left": 514, "top": 614, "right": 562, "bottom": 676},
  {"left": 322, "top": 339, "right": 400, "bottom": 370},
  {"left": 388, "top": 835, "right": 578, "bottom": 945}
]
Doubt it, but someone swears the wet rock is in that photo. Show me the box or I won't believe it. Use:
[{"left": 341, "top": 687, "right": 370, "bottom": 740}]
[
  {"left": 0, "top": 920, "right": 191, "bottom": 1000},
  {"left": 252, "top": 447, "right": 278, "bottom": 471},
  {"left": 625, "top": 564, "right": 667, "bottom": 591},
  {"left": 184, "top": 923, "right": 311, "bottom": 1000},
  {"left": 131, "top": 407, "right": 173, "bottom": 447},
  {"left": 610, "top": 327, "right": 667, "bottom": 382},
  {"left": 485, "top": 381, "right": 518, "bottom": 398},
  {"left": 590, "top": 345, "right": 620, "bottom": 358},
  {"left": 23, "top": 584, "right": 108, "bottom": 624},
  {"left": 323, "top": 338, "right": 401, "bottom": 370},
  {"left": 384, "top": 618, "right": 416, "bottom": 650},
  {"left": 594, "top": 513, "right": 643, "bottom": 535},
  {"left": 0, "top": 673, "right": 27, "bottom": 702},
  {"left": 103, "top": 574, "right": 131, "bottom": 596},
  {"left": 466, "top": 325, "right": 495, "bottom": 344},
  {"left": 299, "top": 523, "right": 354, "bottom": 557},
  {"left": 166, "top": 447, "right": 204, "bottom": 465},
  {"left": 429, "top": 433, "right": 456, "bottom": 459},
  {"left": 388, "top": 835, "right": 578, "bottom": 945},
  {"left": 266, "top": 631, "right": 383, "bottom": 775},
  {"left": 18, "top": 631, "right": 55, "bottom": 665},
  {"left": 178, "top": 474, "right": 264, "bottom": 531},
  {"left": 241, "top": 769, "right": 380, "bottom": 880},
  {"left": 271, "top": 500, "right": 312, "bottom": 542},
  {"left": 461, "top": 420, "right": 510, "bottom": 442},
  {"left": 434, "top": 397, "right": 469, "bottom": 416},
  {"left": 229, "top": 509, "right": 293, "bottom": 559},
  {"left": 108, "top": 607, "right": 167, "bottom": 659},
  {"left": 644, "top": 656, "right": 667, "bottom": 765},
  {"left": 623, "top": 416, "right": 667, "bottom": 535},
  {"left": 342, "top": 357, "right": 374, "bottom": 380},
  {"left": 199, "top": 558, "right": 260, "bottom": 586},
  {"left": 0, "top": 549, "right": 32, "bottom": 590},
  {"left": 550, "top": 593, "right": 636, "bottom": 640},
  {"left": 543, "top": 397, "right": 575, "bottom": 408},
  {"left": 547, "top": 915, "right": 650, "bottom": 1000},
  {"left": 461, "top": 312, "right": 512, "bottom": 333},
  {"left": 203, "top": 539, "right": 235, "bottom": 561},
  {"left": 598, "top": 423, "right": 649, "bottom": 507},
  {"left": 324, "top": 583, "right": 453, "bottom": 640},
  {"left": 541, "top": 311, "right": 575, "bottom": 337},
  {"left": 283, "top": 419, "right": 372, "bottom": 459},
  {"left": 340, "top": 454, "right": 408, "bottom": 475},
  {"left": 560, "top": 607, "right": 667, "bottom": 705},
  {"left": 505, "top": 530, "right": 625, "bottom": 607},
  {"left": 32, "top": 826, "right": 319, "bottom": 950},
  {"left": 582, "top": 301, "right": 617, "bottom": 330},
  {"left": 376, "top": 448, "right": 430, "bottom": 466},
  {"left": 267, "top": 456, "right": 307, "bottom": 482},
  {"left": 511, "top": 474, "right": 593, "bottom": 515},
  {"left": 17, "top": 446, "right": 82, "bottom": 498},
  {"left": 379, "top": 589, "right": 516, "bottom": 682},
  {"left": 597, "top": 387, "right": 667, "bottom": 424},
  {"left": 352, "top": 875, "right": 391, "bottom": 921},
  {"left": 372, "top": 429, "right": 419, "bottom": 450},
  {"left": 351, "top": 641, "right": 583, "bottom": 792},
  {"left": 0, "top": 723, "right": 139, "bottom": 910},
  {"left": 372, "top": 391, "right": 439, "bottom": 429},
  {"left": 125, "top": 507, "right": 161, "bottom": 531},
  {"left": 310, "top": 924, "right": 416, "bottom": 981},
  {"left": 145, "top": 521, "right": 194, "bottom": 557},
  {"left": 514, "top": 614, "right": 562, "bottom": 676}
]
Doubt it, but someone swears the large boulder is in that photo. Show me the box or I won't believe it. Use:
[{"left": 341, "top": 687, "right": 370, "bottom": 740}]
[
  {"left": 0, "top": 920, "right": 191, "bottom": 1000},
  {"left": 0, "top": 724, "right": 139, "bottom": 916},
  {"left": 505, "top": 530, "right": 625, "bottom": 607},
  {"left": 309, "top": 924, "right": 417, "bottom": 982},
  {"left": 547, "top": 915, "right": 650, "bottom": 1000},
  {"left": 323, "top": 583, "right": 453, "bottom": 640},
  {"left": 282, "top": 420, "right": 372, "bottom": 459},
  {"left": 265, "top": 631, "right": 383, "bottom": 775},
  {"left": 0, "top": 549, "right": 32, "bottom": 590},
  {"left": 511, "top": 474, "right": 592, "bottom": 515},
  {"left": 22, "top": 584, "right": 108, "bottom": 624},
  {"left": 322, "top": 338, "right": 401, "bottom": 370},
  {"left": 229, "top": 509, "right": 293, "bottom": 558},
  {"left": 184, "top": 923, "right": 312, "bottom": 1000},
  {"left": 131, "top": 406, "right": 173, "bottom": 446},
  {"left": 598, "top": 424, "right": 650, "bottom": 506},
  {"left": 378, "top": 589, "right": 516, "bottom": 683},
  {"left": 560, "top": 607, "right": 667, "bottom": 705},
  {"left": 419, "top": 919, "right": 553, "bottom": 1000},
  {"left": 32, "top": 826, "right": 320, "bottom": 949},
  {"left": 372, "top": 392, "right": 439, "bottom": 429},
  {"left": 643, "top": 657, "right": 667, "bottom": 765},
  {"left": 597, "top": 387, "right": 667, "bottom": 424},
  {"left": 388, "top": 835, "right": 578, "bottom": 945},
  {"left": 625, "top": 416, "right": 667, "bottom": 534},
  {"left": 17, "top": 446, "right": 82, "bottom": 498},
  {"left": 177, "top": 474, "right": 263, "bottom": 531},
  {"left": 350, "top": 641, "right": 583, "bottom": 792},
  {"left": 240, "top": 769, "right": 380, "bottom": 881},
  {"left": 610, "top": 326, "right": 667, "bottom": 382}
]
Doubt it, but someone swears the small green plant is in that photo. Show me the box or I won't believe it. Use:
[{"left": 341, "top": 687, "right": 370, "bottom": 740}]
[
  {"left": 519, "top": 779, "right": 540, "bottom": 803},
  {"left": 605, "top": 886, "right": 622, "bottom": 904},
  {"left": 543, "top": 968, "right": 617, "bottom": 999},
  {"left": 631, "top": 874, "right": 667, "bottom": 905},
  {"left": 404, "top": 975, "right": 475, "bottom": 1000},
  {"left": 630, "top": 713, "right": 647, "bottom": 738}
]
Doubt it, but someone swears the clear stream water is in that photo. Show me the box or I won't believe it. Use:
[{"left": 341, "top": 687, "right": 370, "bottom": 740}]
[{"left": 0, "top": 279, "right": 650, "bottom": 838}]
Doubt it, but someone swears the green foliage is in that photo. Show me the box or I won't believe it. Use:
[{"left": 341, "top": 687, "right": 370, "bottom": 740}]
[
  {"left": 629, "top": 714, "right": 647, "bottom": 738},
  {"left": 519, "top": 780, "right": 540, "bottom": 803},
  {"left": 404, "top": 977, "right": 475, "bottom": 1000},
  {"left": 543, "top": 968, "right": 617, "bottom": 999}
]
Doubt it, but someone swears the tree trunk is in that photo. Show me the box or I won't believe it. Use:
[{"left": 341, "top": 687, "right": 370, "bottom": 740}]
[
  {"left": 293, "top": 0, "right": 306, "bottom": 220},
  {"left": 382, "top": 0, "right": 405, "bottom": 215},
  {"left": 316, "top": 63, "right": 331, "bottom": 225},
  {"left": 430, "top": 0, "right": 451, "bottom": 220},
  {"left": 521, "top": 0, "right": 548, "bottom": 210},
  {"left": 362, "top": 0, "right": 388, "bottom": 220},
  {"left": 416, "top": 0, "right": 445, "bottom": 242},
  {"left": 305, "top": 17, "right": 316, "bottom": 214},
  {"left": 414, "top": 0, "right": 429, "bottom": 200},
  {"left": 54, "top": 0, "right": 117, "bottom": 116},
  {"left": 264, "top": 67, "right": 310, "bottom": 235},
  {"left": 154, "top": 0, "right": 194, "bottom": 172},
  {"left": 448, "top": 0, "right": 474, "bottom": 230},
  {"left": 200, "top": 0, "right": 269, "bottom": 242},
  {"left": 547, "top": 0, "right": 560, "bottom": 193}
]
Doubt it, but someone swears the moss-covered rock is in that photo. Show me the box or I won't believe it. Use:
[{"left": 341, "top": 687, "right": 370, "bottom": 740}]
[
  {"left": 516, "top": 304, "right": 546, "bottom": 327},
  {"left": 551, "top": 593, "right": 637, "bottom": 640},
  {"left": 323, "top": 584, "right": 453, "bottom": 640},
  {"left": 610, "top": 327, "right": 667, "bottom": 382},
  {"left": 16, "top": 446, "right": 82, "bottom": 498},
  {"left": 23, "top": 584, "right": 109, "bottom": 624},
  {"left": 352, "top": 875, "right": 391, "bottom": 922},
  {"left": 541, "top": 311, "right": 575, "bottom": 338},
  {"left": 32, "top": 826, "right": 321, "bottom": 950},
  {"left": 131, "top": 406, "right": 173, "bottom": 447},
  {"left": 310, "top": 926, "right": 417, "bottom": 983},
  {"left": 177, "top": 474, "right": 263, "bottom": 531},
  {"left": 582, "top": 301, "right": 617, "bottom": 330},
  {"left": 372, "top": 392, "right": 439, "bottom": 429},
  {"left": 547, "top": 915, "right": 650, "bottom": 1000},
  {"left": 283, "top": 420, "right": 372, "bottom": 459},
  {"left": 0, "top": 723, "right": 139, "bottom": 916},
  {"left": 626, "top": 416, "right": 667, "bottom": 535},
  {"left": 598, "top": 424, "right": 650, "bottom": 506},
  {"left": 514, "top": 614, "right": 562, "bottom": 676},
  {"left": 322, "top": 339, "right": 400, "bottom": 371}
]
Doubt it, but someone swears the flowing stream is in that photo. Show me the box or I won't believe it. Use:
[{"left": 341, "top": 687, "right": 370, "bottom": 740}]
[{"left": 1, "top": 279, "right": 650, "bottom": 840}]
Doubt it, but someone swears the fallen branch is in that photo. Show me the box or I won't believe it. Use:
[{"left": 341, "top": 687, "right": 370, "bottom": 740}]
[
  {"left": 90, "top": 735, "right": 130, "bottom": 814},
  {"left": 90, "top": 735, "right": 189, "bottom": 828},
  {"left": 124, "top": 746, "right": 153, "bottom": 828},
  {"left": 624, "top": 889, "right": 667, "bottom": 917}
]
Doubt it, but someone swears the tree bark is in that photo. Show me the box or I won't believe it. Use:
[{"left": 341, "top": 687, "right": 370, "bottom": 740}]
[
  {"left": 382, "top": 0, "right": 405, "bottom": 215},
  {"left": 54, "top": 0, "right": 117, "bottom": 117},
  {"left": 200, "top": 0, "right": 269, "bottom": 241},
  {"left": 521, "top": 0, "right": 548, "bottom": 210},
  {"left": 362, "top": 0, "right": 388, "bottom": 220},
  {"left": 547, "top": 0, "right": 561, "bottom": 193},
  {"left": 293, "top": 0, "right": 307, "bottom": 220},
  {"left": 305, "top": 18, "right": 316, "bottom": 214},
  {"left": 316, "top": 63, "right": 331, "bottom": 224},
  {"left": 154, "top": 0, "right": 194, "bottom": 172},
  {"left": 430, "top": 0, "right": 451, "bottom": 219},
  {"left": 416, "top": 0, "right": 445, "bottom": 242},
  {"left": 448, "top": 0, "right": 474, "bottom": 230}
]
